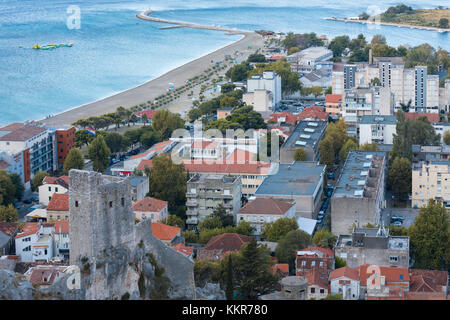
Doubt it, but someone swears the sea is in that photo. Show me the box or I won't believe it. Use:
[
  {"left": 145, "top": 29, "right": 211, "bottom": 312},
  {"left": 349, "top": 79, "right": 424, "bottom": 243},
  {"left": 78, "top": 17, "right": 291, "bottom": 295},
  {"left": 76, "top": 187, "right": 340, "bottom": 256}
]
[{"left": 0, "top": 0, "right": 449, "bottom": 125}]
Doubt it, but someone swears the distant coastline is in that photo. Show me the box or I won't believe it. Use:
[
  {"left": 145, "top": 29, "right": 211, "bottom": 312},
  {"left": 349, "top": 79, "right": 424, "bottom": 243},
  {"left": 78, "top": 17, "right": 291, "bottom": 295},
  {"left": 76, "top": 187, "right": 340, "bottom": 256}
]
[
  {"left": 41, "top": 11, "right": 262, "bottom": 127},
  {"left": 327, "top": 17, "right": 449, "bottom": 33}
]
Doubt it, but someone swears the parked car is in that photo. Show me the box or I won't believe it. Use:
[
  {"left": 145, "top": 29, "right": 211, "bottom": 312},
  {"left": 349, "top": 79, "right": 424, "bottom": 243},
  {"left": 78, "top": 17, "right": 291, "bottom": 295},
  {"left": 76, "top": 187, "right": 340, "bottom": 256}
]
[
  {"left": 23, "top": 198, "right": 32, "bottom": 204},
  {"left": 327, "top": 189, "right": 333, "bottom": 197},
  {"left": 317, "top": 217, "right": 323, "bottom": 224},
  {"left": 391, "top": 214, "right": 405, "bottom": 221},
  {"left": 327, "top": 172, "right": 335, "bottom": 180},
  {"left": 393, "top": 221, "right": 403, "bottom": 227},
  {"left": 32, "top": 196, "right": 39, "bottom": 202}
]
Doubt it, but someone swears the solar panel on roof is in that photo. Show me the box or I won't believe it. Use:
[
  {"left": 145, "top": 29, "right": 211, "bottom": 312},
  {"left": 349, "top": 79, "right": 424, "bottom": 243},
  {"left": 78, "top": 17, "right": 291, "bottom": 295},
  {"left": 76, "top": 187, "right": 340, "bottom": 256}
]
[
  {"left": 354, "top": 190, "right": 363, "bottom": 196},
  {"left": 300, "top": 134, "right": 311, "bottom": 139},
  {"left": 358, "top": 180, "right": 365, "bottom": 185},
  {"left": 363, "top": 162, "right": 371, "bottom": 167},
  {"left": 295, "top": 141, "right": 307, "bottom": 146},
  {"left": 360, "top": 171, "right": 368, "bottom": 176},
  {"left": 304, "top": 128, "right": 315, "bottom": 133},
  {"left": 307, "top": 122, "right": 319, "bottom": 127},
  {"left": 366, "top": 154, "right": 373, "bottom": 159}
]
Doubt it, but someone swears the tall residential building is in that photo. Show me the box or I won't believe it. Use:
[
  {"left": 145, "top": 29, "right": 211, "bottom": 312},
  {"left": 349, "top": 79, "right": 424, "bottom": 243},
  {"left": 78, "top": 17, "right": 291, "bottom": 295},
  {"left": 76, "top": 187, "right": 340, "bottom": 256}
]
[
  {"left": 247, "top": 71, "right": 282, "bottom": 109},
  {"left": 331, "top": 150, "right": 387, "bottom": 236},
  {"left": 415, "top": 66, "right": 427, "bottom": 110},
  {"left": 426, "top": 75, "right": 440, "bottom": 111},
  {"left": 412, "top": 160, "right": 450, "bottom": 209},
  {"left": 55, "top": 126, "right": 75, "bottom": 166},
  {"left": 331, "top": 64, "right": 344, "bottom": 95},
  {"left": 344, "top": 65, "right": 357, "bottom": 90},
  {"left": 186, "top": 173, "right": 242, "bottom": 229},
  {"left": 342, "top": 88, "right": 375, "bottom": 137},
  {"left": 0, "top": 123, "right": 57, "bottom": 187}
]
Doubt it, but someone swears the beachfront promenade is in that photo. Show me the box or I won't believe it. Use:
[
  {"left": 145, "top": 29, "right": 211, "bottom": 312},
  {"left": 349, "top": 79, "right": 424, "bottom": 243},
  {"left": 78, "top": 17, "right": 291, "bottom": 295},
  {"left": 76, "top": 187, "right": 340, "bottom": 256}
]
[{"left": 41, "top": 11, "right": 263, "bottom": 128}]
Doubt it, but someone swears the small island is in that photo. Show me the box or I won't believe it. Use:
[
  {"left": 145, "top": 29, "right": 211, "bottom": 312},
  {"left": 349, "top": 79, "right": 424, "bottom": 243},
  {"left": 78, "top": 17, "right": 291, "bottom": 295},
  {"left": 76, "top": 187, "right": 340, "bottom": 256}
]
[{"left": 329, "top": 4, "right": 450, "bottom": 32}]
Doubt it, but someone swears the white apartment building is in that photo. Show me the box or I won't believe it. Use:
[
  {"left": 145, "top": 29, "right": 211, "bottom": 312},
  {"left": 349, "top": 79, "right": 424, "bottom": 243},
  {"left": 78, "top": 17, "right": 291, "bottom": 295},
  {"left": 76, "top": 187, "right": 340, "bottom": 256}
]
[
  {"left": 247, "top": 71, "right": 282, "bottom": 109},
  {"left": 243, "top": 89, "right": 273, "bottom": 113},
  {"left": 359, "top": 115, "right": 397, "bottom": 145},
  {"left": 426, "top": 75, "right": 440, "bottom": 111},
  {"left": 15, "top": 222, "right": 54, "bottom": 263},
  {"left": 38, "top": 176, "right": 69, "bottom": 206}
]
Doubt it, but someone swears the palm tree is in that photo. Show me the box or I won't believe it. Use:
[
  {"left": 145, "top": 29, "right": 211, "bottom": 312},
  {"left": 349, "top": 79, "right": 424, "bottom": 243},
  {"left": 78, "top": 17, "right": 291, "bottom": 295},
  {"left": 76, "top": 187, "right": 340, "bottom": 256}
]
[
  {"left": 141, "top": 114, "right": 148, "bottom": 126},
  {"left": 125, "top": 109, "right": 132, "bottom": 127}
]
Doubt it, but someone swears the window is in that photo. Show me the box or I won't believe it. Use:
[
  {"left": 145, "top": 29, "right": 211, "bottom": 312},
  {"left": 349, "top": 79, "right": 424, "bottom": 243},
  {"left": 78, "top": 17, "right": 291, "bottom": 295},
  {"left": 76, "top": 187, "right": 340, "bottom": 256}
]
[
  {"left": 320, "top": 289, "right": 324, "bottom": 294},
  {"left": 55, "top": 187, "right": 58, "bottom": 192},
  {"left": 390, "top": 255, "right": 398, "bottom": 262},
  {"left": 48, "top": 186, "right": 51, "bottom": 192},
  {"left": 310, "top": 288, "right": 315, "bottom": 293},
  {"left": 109, "top": 201, "right": 113, "bottom": 208},
  {"left": 121, "top": 198, "right": 125, "bottom": 206},
  {"left": 75, "top": 201, "right": 79, "bottom": 207}
]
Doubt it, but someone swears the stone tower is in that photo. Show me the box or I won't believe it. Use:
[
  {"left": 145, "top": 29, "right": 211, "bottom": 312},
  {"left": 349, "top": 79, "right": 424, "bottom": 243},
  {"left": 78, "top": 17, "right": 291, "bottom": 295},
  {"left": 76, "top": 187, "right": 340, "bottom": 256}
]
[{"left": 69, "top": 170, "right": 134, "bottom": 264}]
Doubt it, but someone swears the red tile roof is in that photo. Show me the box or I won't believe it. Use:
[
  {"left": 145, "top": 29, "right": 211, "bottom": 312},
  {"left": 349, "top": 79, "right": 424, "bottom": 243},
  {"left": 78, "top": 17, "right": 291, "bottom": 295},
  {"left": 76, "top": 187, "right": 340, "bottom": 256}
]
[
  {"left": 53, "top": 221, "right": 69, "bottom": 234},
  {"left": 0, "top": 124, "right": 46, "bottom": 142},
  {"left": 196, "top": 248, "right": 225, "bottom": 261},
  {"left": 205, "top": 233, "right": 252, "bottom": 252},
  {"left": 182, "top": 160, "right": 271, "bottom": 175},
  {"left": 171, "top": 243, "right": 194, "bottom": 257},
  {"left": 404, "top": 112, "right": 439, "bottom": 123},
  {"left": 43, "top": 176, "right": 69, "bottom": 189},
  {"left": 297, "top": 106, "right": 328, "bottom": 121},
  {"left": 272, "top": 263, "right": 289, "bottom": 276},
  {"left": 409, "top": 269, "right": 448, "bottom": 293},
  {"left": 0, "top": 222, "right": 18, "bottom": 236},
  {"left": 325, "top": 94, "right": 342, "bottom": 103},
  {"left": 304, "top": 268, "right": 329, "bottom": 289},
  {"left": 330, "top": 266, "right": 360, "bottom": 281},
  {"left": 152, "top": 222, "right": 180, "bottom": 241},
  {"left": 47, "top": 193, "right": 69, "bottom": 211},
  {"left": 303, "top": 246, "right": 335, "bottom": 258},
  {"left": 238, "top": 198, "right": 294, "bottom": 215},
  {"left": 269, "top": 112, "right": 298, "bottom": 124},
  {"left": 358, "top": 264, "right": 410, "bottom": 286},
  {"left": 129, "top": 140, "right": 172, "bottom": 160},
  {"left": 405, "top": 292, "right": 446, "bottom": 300},
  {"left": 15, "top": 223, "right": 39, "bottom": 239},
  {"left": 192, "top": 141, "right": 219, "bottom": 149},
  {"left": 136, "top": 109, "right": 156, "bottom": 119},
  {"left": 137, "top": 159, "right": 153, "bottom": 171},
  {"left": 133, "top": 197, "right": 168, "bottom": 212},
  {"left": 226, "top": 149, "right": 257, "bottom": 163},
  {"left": 28, "top": 266, "right": 68, "bottom": 286}
]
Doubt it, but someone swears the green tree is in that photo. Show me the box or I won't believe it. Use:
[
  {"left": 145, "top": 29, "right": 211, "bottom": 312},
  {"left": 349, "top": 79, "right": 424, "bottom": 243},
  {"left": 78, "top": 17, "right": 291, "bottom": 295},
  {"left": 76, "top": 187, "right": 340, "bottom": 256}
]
[
  {"left": 225, "top": 254, "right": 234, "bottom": 300},
  {"left": 275, "top": 230, "right": 311, "bottom": 271},
  {"left": 141, "top": 114, "right": 148, "bottom": 126},
  {"left": 87, "top": 135, "right": 111, "bottom": 173},
  {"left": 162, "top": 214, "right": 185, "bottom": 229},
  {"left": 335, "top": 257, "right": 347, "bottom": 268},
  {"left": 319, "top": 137, "right": 335, "bottom": 170},
  {"left": 439, "top": 18, "right": 449, "bottom": 28},
  {"left": 323, "top": 293, "right": 343, "bottom": 300},
  {"left": 387, "top": 157, "right": 412, "bottom": 199},
  {"left": 235, "top": 239, "right": 278, "bottom": 299},
  {"left": 221, "top": 83, "right": 236, "bottom": 94},
  {"left": 226, "top": 62, "right": 253, "bottom": 82},
  {"left": 359, "top": 142, "right": 378, "bottom": 151},
  {"left": 261, "top": 217, "right": 298, "bottom": 242},
  {"left": 339, "top": 139, "right": 358, "bottom": 163},
  {"left": 210, "top": 203, "right": 234, "bottom": 228},
  {"left": 408, "top": 199, "right": 449, "bottom": 270},
  {"left": 152, "top": 110, "right": 185, "bottom": 140},
  {"left": 74, "top": 129, "right": 94, "bottom": 147},
  {"left": 388, "top": 225, "right": 408, "bottom": 236},
  {"left": 198, "top": 216, "right": 223, "bottom": 230},
  {"left": 0, "top": 170, "right": 15, "bottom": 204},
  {"left": 104, "top": 132, "right": 128, "bottom": 154},
  {"left": 328, "top": 35, "right": 350, "bottom": 57},
  {"left": 31, "top": 170, "right": 49, "bottom": 193},
  {"left": 235, "top": 220, "right": 254, "bottom": 236},
  {"left": 444, "top": 131, "right": 450, "bottom": 145},
  {"left": 312, "top": 229, "right": 337, "bottom": 249},
  {"left": 247, "top": 53, "right": 266, "bottom": 63},
  {"left": 148, "top": 154, "right": 187, "bottom": 217},
  {"left": 63, "top": 148, "right": 84, "bottom": 174},
  {"left": 140, "top": 130, "right": 160, "bottom": 149},
  {"left": 8, "top": 173, "right": 24, "bottom": 201},
  {"left": 181, "top": 230, "right": 198, "bottom": 243},
  {"left": 293, "top": 148, "right": 307, "bottom": 161},
  {"left": 392, "top": 110, "right": 413, "bottom": 161},
  {"left": 0, "top": 204, "right": 18, "bottom": 222}
]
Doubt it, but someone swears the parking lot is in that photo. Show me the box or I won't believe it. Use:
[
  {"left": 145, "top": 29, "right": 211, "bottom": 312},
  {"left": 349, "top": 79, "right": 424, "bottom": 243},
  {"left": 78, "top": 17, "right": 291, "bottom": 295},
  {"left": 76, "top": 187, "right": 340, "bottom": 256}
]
[{"left": 381, "top": 207, "right": 420, "bottom": 229}]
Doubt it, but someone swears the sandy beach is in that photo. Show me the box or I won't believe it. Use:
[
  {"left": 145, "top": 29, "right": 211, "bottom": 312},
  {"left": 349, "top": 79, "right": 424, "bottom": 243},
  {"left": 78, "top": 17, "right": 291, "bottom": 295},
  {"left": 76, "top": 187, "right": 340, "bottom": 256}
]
[{"left": 41, "top": 11, "right": 264, "bottom": 128}]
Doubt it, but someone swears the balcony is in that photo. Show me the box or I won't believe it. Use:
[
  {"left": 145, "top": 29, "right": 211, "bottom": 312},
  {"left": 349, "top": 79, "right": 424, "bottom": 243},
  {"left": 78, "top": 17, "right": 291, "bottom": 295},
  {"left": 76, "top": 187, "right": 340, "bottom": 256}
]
[
  {"left": 186, "top": 217, "right": 198, "bottom": 225},
  {"left": 186, "top": 200, "right": 198, "bottom": 207}
]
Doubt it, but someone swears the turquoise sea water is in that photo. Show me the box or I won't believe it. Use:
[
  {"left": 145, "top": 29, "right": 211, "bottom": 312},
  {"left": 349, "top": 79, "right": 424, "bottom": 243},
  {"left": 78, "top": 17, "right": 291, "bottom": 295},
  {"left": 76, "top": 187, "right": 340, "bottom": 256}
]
[{"left": 0, "top": 0, "right": 449, "bottom": 125}]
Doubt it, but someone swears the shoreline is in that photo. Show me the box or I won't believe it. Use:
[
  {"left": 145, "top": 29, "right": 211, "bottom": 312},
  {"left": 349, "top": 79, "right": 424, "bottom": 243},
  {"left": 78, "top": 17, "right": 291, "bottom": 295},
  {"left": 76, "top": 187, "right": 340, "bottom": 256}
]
[
  {"left": 41, "top": 11, "right": 261, "bottom": 128},
  {"left": 327, "top": 17, "right": 449, "bottom": 33}
]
